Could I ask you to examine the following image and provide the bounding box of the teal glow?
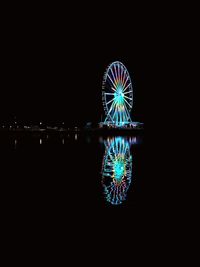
[114,158,125,182]
[114,87,124,106]
[101,137,133,205]
[102,61,133,127]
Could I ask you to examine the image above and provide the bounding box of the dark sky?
[1,8,152,126]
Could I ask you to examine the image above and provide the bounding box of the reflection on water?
[0,133,145,208]
[101,137,134,205]
[14,139,17,149]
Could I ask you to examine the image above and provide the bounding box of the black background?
[1,6,148,126]
[1,3,194,259]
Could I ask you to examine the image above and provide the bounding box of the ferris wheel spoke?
[105,92,115,95]
[122,75,129,88]
[119,65,122,83]
[123,83,131,92]
[110,68,117,86]
[117,106,121,124]
[117,139,121,153]
[123,90,132,95]
[108,151,115,163]
[124,95,132,101]
[107,74,117,90]
[121,64,124,84]
[122,70,126,84]
[119,63,122,84]
[124,98,132,109]
[112,105,118,123]
[124,99,129,114]
[120,143,125,155]
[117,63,121,83]
[122,105,128,122]
[106,101,114,115]
[110,87,116,92]
[124,145,129,155]
[107,100,116,118]
[109,142,116,155]
[122,72,127,86]
[109,151,115,162]
[122,69,126,85]
[120,65,124,83]
[113,141,118,154]
[114,64,119,84]
[106,97,115,105]
[119,142,122,154]
[112,105,117,119]
[112,86,117,92]
[120,108,123,124]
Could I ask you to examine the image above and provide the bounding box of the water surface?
[1,133,145,218]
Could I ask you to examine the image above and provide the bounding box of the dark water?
[1,132,145,228]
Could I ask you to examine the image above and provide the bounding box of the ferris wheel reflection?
[101,136,136,205]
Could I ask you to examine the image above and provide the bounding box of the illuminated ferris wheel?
[101,137,132,205]
[102,61,133,126]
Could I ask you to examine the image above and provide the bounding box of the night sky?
[1,4,192,253]
[1,8,151,126]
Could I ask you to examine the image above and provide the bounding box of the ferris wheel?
[102,61,133,126]
[101,137,132,205]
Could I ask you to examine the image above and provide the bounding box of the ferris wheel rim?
[102,61,133,124]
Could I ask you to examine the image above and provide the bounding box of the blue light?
[102,61,133,127]
[101,137,133,205]
[114,159,125,182]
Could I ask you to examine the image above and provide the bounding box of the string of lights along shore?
[1,61,143,131]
